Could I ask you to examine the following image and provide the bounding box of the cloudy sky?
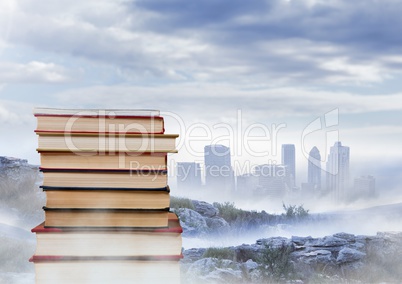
[1,0,402,189]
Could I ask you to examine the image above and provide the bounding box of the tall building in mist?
[176,162,201,190]
[308,146,321,191]
[326,141,350,201]
[354,175,375,198]
[204,145,234,192]
[236,173,258,197]
[254,164,288,198]
[281,144,296,188]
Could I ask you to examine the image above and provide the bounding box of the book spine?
[40,186,170,192]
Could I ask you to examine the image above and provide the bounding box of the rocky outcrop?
[182,231,402,283]
[174,202,230,236]
[174,208,209,237]
[0,156,44,228]
[192,200,219,217]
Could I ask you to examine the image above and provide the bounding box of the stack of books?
[30,108,182,284]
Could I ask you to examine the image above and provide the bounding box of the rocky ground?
[1,156,402,283]
[175,199,402,283]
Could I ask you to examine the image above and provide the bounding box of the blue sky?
[1,0,402,189]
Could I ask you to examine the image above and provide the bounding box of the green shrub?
[282,203,309,219]
[213,201,244,223]
[202,247,236,261]
[170,196,195,210]
[258,241,293,282]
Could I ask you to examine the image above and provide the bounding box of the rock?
[291,236,315,246]
[205,216,230,233]
[192,200,219,217]
[243,259,258,272]
[175,208,209,237]
[235,243,261,262]
[299,249,333,265]
[183,248,207,262]
[187,257,241,278]
[308,236,348,247]
[0,156,29,168]
[336,248,366,264]
[333,232,356,241]
[257,237,292,249]
[202,268,243,283]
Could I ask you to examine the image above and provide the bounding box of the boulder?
[205,216,230,233]
[192,200,219,217]
[299,249,333,265]
[308,235,348,248]
[182,248,207,263]
[175,208,209,237]
[336,248,366,264]
[186,257,241,278]
[202,268,243,283]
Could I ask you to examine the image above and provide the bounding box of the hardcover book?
[39,151,167,170]
[32,213,182,256]
[43,207,170,228]
[43,186,170,209]
[36,132,179,153]
[40,169,168,189]
[30,258,181,284]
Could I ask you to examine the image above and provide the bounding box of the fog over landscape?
[1,0,402,282]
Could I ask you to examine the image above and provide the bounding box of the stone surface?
[175,208,209,237]
[205,216,230,233]
[192,200,219,217]
[182,231,402,282]
[336,248,366,264]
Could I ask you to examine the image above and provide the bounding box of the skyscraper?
[308,146,321,191]
[326,141,350,201]
[204,144,234,192]
[176,162,201,190]
[281,144,296,188]
[254,164,288,198]
[354,175,375,198]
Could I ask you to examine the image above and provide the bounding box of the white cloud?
[0,61,71,83]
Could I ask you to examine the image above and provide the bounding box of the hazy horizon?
[1,0,402,253]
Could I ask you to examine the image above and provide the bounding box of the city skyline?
[177,141,377,201]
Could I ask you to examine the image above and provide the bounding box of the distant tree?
[282,203,309,219]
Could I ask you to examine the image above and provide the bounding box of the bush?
[258,241,294,282]
[282,203,309,219]
[170,196,195,210]
[202,247,236,261]
[213,202,243,223]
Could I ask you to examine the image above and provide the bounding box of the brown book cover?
[38,151,167,170]
[42,186,170,209]
[40,168,168,189]
[33,108,164,134]
[36,132,179,153]
[43,207,170,228]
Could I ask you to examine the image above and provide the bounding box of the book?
[43,207,170,228]
[36,132,179,153]
[34,108,164,134]
[40,169,168,189]
[32,213,182,257]
[30,258,181,284]
[38,151,167,170]
[43,187,170,209]
[33,108,161,116]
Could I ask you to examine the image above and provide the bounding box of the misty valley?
[1,156,402,283]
